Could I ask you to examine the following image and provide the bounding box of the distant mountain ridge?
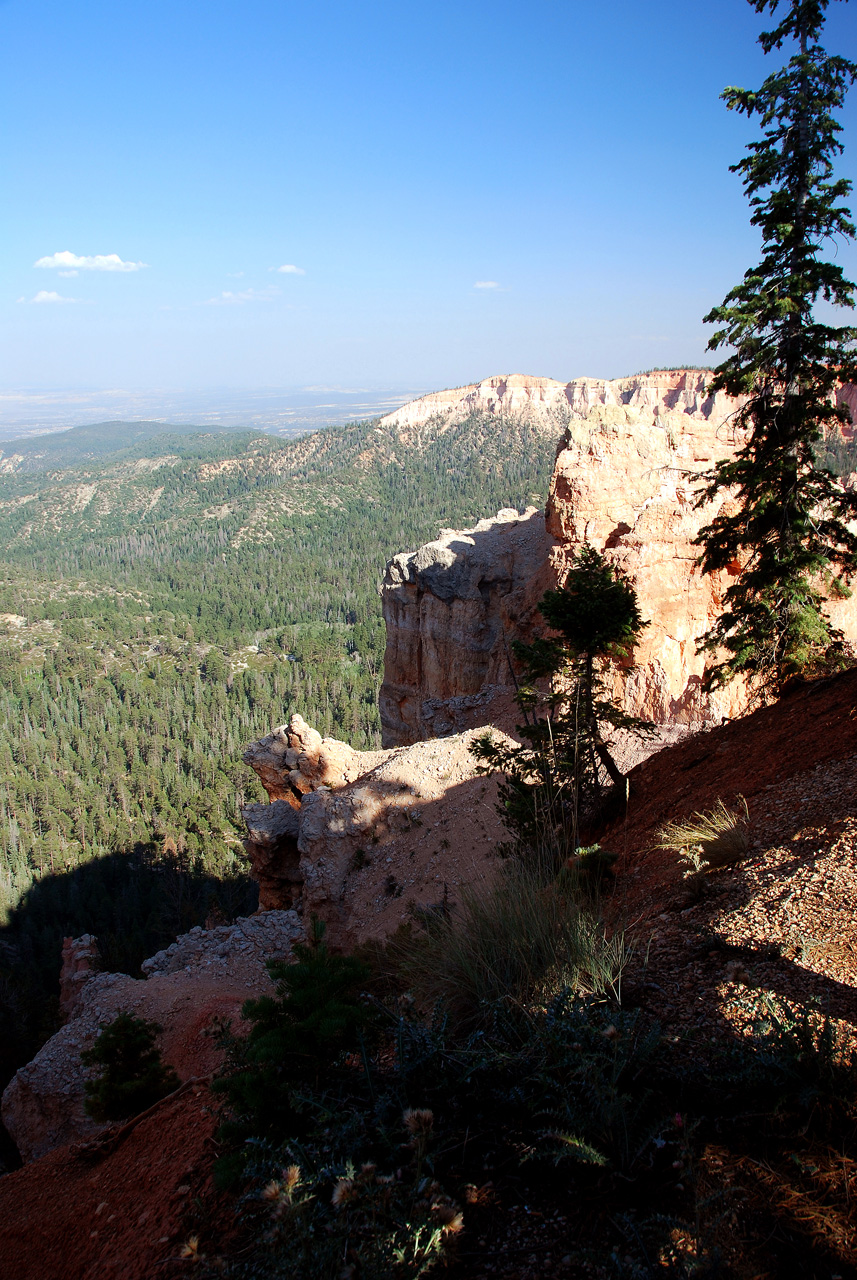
[0,397,564,701]
[0,419,260,472]
[0,397,563,557]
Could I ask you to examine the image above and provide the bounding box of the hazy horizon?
[0,385,432,442]
[0,362,721,444]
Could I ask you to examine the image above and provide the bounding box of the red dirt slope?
[0,1084,221,1280]
[601,666,857,1047]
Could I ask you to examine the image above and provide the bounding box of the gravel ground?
[601,669,857,1055]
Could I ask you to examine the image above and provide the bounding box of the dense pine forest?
[0,410,562,1086]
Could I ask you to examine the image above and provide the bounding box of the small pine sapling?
[214,917,374,1159]
[81,1012,179,1122]
[241,917,372,1074]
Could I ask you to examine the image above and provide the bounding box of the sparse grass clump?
[396,859,627,1027]
[657,796,750,874]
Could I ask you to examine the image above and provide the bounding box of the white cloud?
[203,286,280,305]
[34,250,148,272]
[270,264,305,275]
[31,290,80,304]
[474,280,500,289]
[227,271,245,278]
[58,270,79,278]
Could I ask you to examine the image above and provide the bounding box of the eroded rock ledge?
[2,911,302,1162]
[3,716,512,1164]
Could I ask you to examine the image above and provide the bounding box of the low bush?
[719,991,857,1123]
[220,1110,461,1280]
[427,991,667,1178]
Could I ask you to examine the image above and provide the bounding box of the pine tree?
[473,545,650,857]
[696,0,857,691]
[82,1012,179,1122]
[213,917,373,1156]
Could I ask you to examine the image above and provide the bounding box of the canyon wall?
[379,507,556,746]
[378,368,730,433]
[380,369,857,745]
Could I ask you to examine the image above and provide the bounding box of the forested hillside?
[0,411,561,1085]
[0,419,247,470]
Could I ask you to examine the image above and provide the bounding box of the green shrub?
[225,1111,462,1280]
[720,992,857,1122]
[213,918,375,1177]
[446,992,666,1178]
[81,1012,179,1122]
[472,544,652,855]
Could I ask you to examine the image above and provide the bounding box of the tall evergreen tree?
[696,0,857,691]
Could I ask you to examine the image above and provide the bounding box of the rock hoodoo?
[241,714,513,946]
[58,934,101,1022]
[241,713,387,910]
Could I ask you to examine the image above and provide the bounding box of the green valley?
[0,411,561,1082]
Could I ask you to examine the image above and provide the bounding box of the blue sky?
[2,0,855,399]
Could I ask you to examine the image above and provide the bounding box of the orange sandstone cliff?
[379,369,857,745]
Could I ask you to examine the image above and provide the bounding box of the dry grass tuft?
[395,858,627,1027]
[657,796,750,873]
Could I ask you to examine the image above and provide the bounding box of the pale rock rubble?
[139,910,302,976]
